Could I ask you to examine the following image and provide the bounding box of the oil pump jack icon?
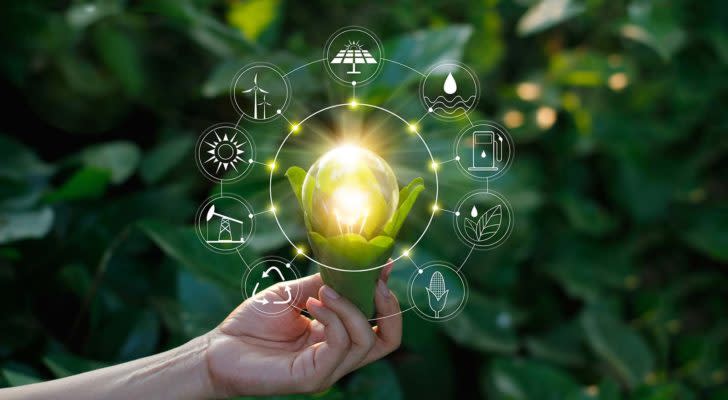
[205,204,246,244]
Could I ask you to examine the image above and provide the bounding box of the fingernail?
[307,298,321,312]
[377,279,391,298]
[322,285,340,299]
[383,264,393,280]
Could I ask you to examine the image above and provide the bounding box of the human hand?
[204,263,401,397]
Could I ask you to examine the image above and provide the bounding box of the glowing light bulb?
[302,145,399,239]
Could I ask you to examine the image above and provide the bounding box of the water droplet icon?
[470,205,478,218]
[443,73,457,95]
[481,150,487,158]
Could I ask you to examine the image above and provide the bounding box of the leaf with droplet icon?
[464,218,478,240]
[474,204,502,241]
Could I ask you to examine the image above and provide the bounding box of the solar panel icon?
[330,40,377,74]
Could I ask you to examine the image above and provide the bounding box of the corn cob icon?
[426,271,448,318]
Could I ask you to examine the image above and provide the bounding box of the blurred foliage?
[0,0,727,399]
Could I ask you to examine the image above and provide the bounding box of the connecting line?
[352,82,356,98]
[438,156,459,165]
[283,58,326,77]
[456,244,476,272]
[405,255,420,271]
[278,111,293,126]
[382,58,426,77]
[370,305,416,321]
[414,110,431,126]
[236,249,251,270]
[286,249,304,266]
[485,178,489,193]
[249,160,269,167]
[220,181,224,196]
[439,207,459,216]
[465,113,475,127]
[250,208,274,218]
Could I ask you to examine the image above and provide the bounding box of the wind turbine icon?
[242,73,269,120]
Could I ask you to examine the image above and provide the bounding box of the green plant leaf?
[0,207,53,244]
[517,0,585,37]
[678,204,728,262]
[484,358,581,400]
[140,135,194,184]
[2,367,42,387]
[80,141,141,184]
[347,360,403,400]
[0,136,53,180]
[442,292,519,354]
[44,167,110,203]
[93,24,145,97]
[581,310,655,389]
[43,352,107,378]
[138,220,241,291]
[382,177,424,238]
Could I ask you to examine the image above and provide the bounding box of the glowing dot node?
[408,123,418,133]
[428,107,433,112]
[248,158,254,163]
[455,156,460,161]
[285,263,291,268]
[296,248,303,255]
[276,109,281,114]
[351,81,357,86]
[432,204,439,212]
[455,211,461,216]
[403,250,410,257]
[270,205,277,213]
[418,269,423,274]
[248,213,253,219]
[291,124,300,132]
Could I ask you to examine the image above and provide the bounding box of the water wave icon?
[424,95,476,114]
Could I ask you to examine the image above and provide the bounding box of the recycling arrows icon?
[252,264,292,305]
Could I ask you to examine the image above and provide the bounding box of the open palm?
[204,265,400,397]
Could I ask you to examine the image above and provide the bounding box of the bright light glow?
[291,124,300,132]
[608,72,629,91]
[503,109,524,128]
[517,82,541,101]
[408,123,418,133]
[536,106,557,130]
[432,204,439,212]
[332,186,369,234]
[268,161,277,170]
[270,204,277,213]
[296,246,304,255]
[349,98,358,108]
[403,249,410,257]
[430,161,439,171]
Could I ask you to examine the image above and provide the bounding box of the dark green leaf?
[0,207,53,244]
[581,310,655,389]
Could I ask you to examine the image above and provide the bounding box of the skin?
[0,264,401,399]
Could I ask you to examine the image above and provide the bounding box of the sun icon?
[204,130,247,174]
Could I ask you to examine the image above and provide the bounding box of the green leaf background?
[0,0,727,398]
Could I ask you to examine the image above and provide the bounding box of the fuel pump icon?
[468,131,502,172]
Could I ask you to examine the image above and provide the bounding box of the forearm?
[1,334,214,400]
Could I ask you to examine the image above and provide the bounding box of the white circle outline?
[407,261,469,322]
[195,123,256,183]
[453,189,514,250]
[194,193,256,254]
[419,61,480,121]
[453,120,514,181]
[323,26,384,87]
[241,256,301,316]
[230,62,290,123]
[269,102,439,272]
